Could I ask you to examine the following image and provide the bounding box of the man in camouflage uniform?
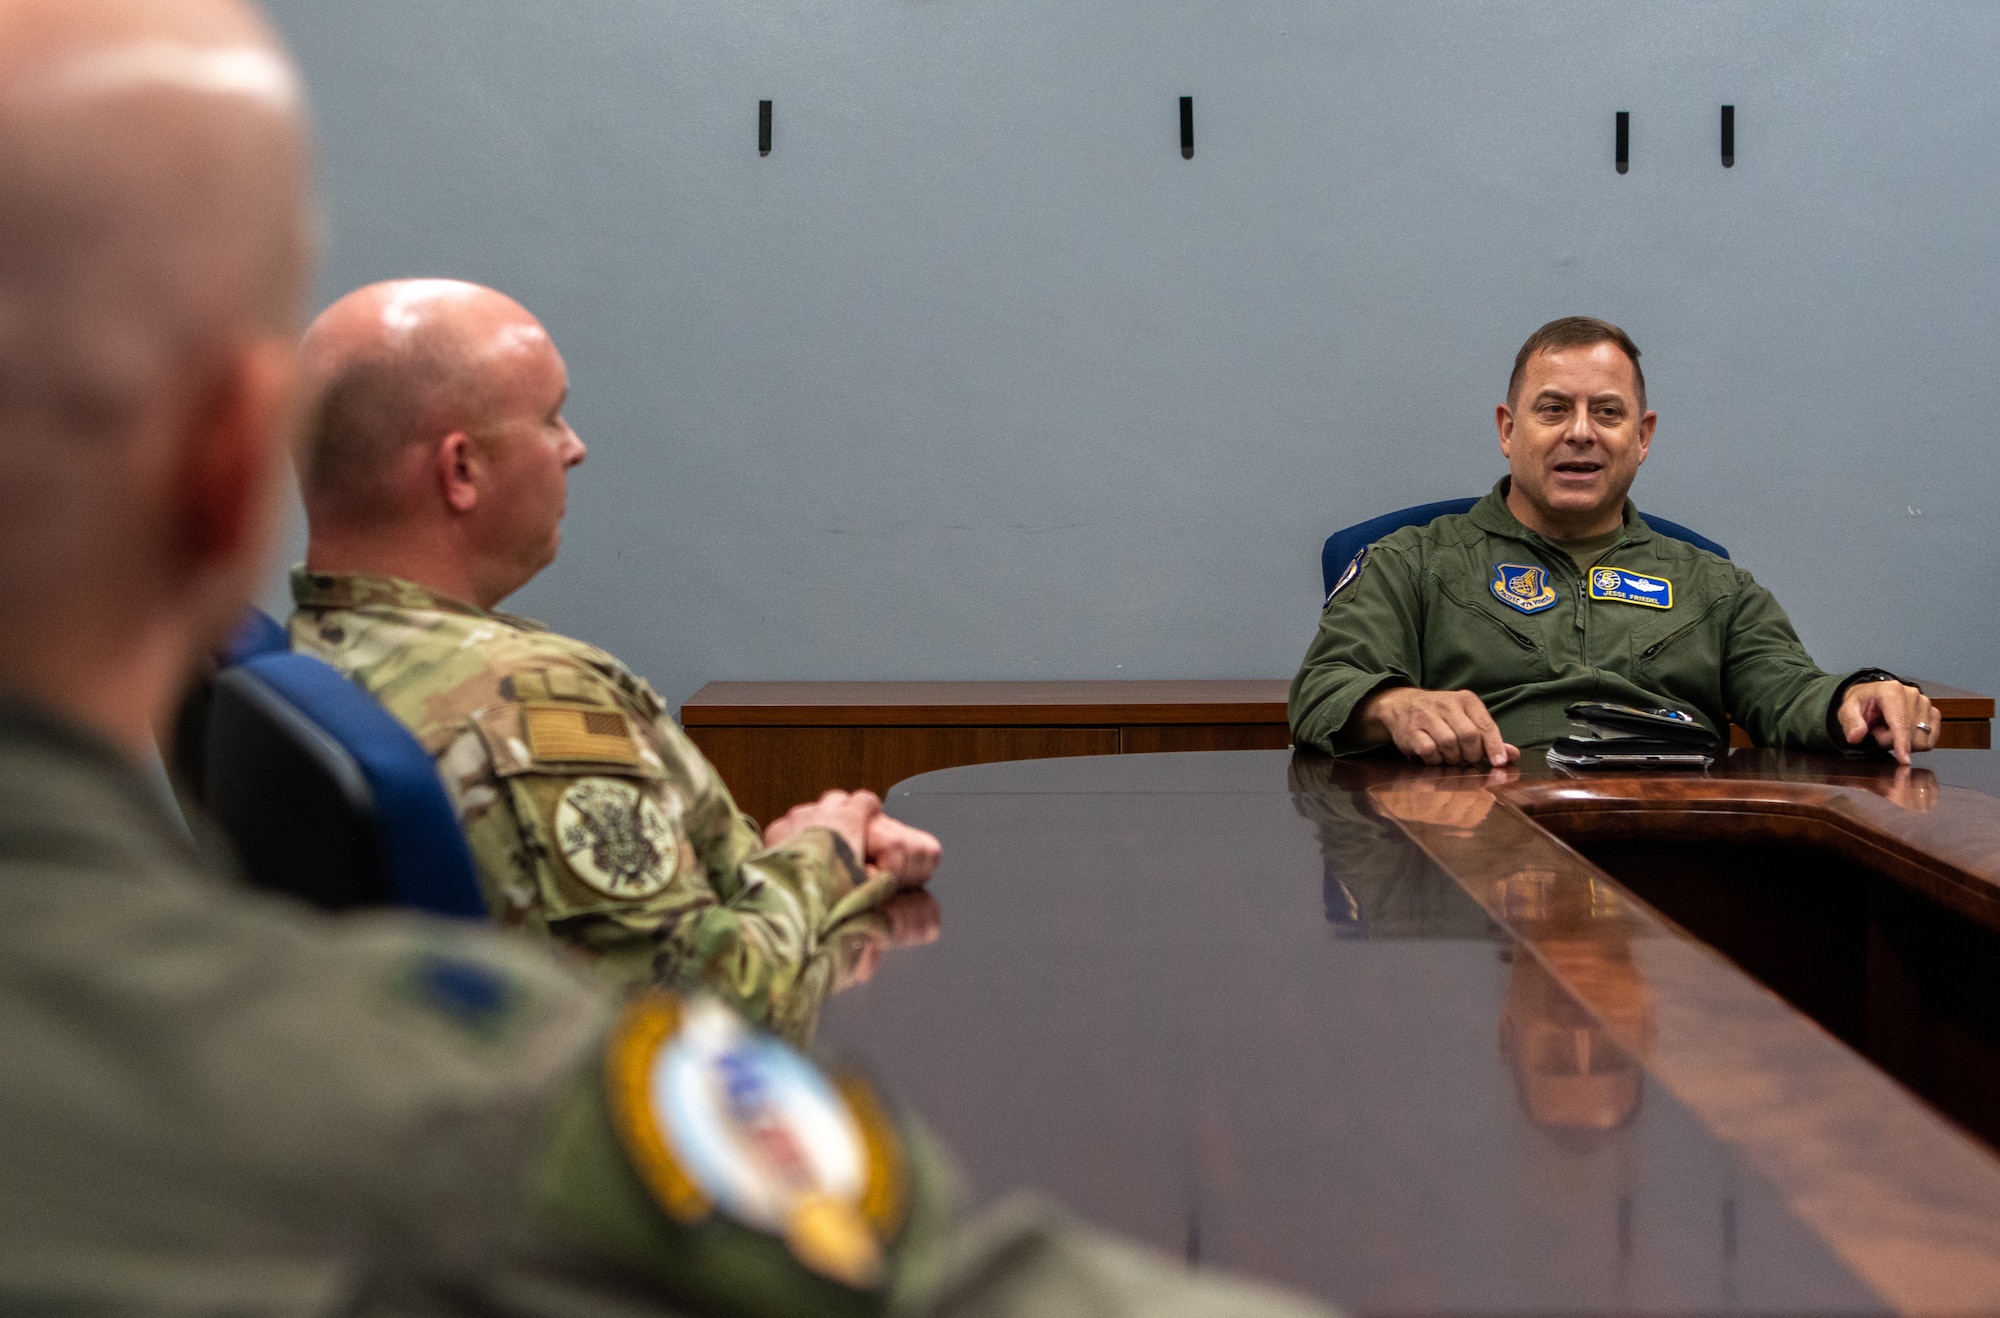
[0,3,1335,1314]
[1290,316,1939,768]
[287,279,941,1036]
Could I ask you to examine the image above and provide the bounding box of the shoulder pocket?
[472,701,662,779]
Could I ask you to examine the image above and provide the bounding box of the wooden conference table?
[815,746,2000,1315]
[682,679,1994,827]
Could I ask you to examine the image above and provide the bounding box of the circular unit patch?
[555,776,677,899]
[607,995,907,1290]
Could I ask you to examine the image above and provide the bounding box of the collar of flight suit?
[289,567,490,616]
[289,569,552,636]
[0,690,205,871]
[1463,477,1655,562]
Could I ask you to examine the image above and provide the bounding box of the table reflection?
[804,748,1991,1312]
[782,889,942,1044]
[1289,755,1659,1138]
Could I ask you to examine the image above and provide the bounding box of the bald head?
[300,280,585,608]
[0,0,312,751]
[0,0,306,440]
[299,280,552,518]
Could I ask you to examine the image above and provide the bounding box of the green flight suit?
[1290,481,1868,755]
[0,693,1334,1318]
[288,570,894,1042]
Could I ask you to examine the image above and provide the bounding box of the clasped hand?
[761,789,943,886]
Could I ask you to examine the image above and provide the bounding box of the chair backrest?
[1320,499,1730,597]
[200,649,487,919]
[223,607,291,665]
[171,608,293,815]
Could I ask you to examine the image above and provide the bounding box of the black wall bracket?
[1180,96,1194,159]
[1721,104,1735,167]
[758,99,772,156]
[1615,110,1629,174]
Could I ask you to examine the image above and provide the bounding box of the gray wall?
[262,1,2000,712]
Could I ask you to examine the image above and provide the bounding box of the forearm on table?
[1290,667,1410,754]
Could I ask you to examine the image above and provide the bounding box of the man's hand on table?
[761,789,942,886]
[1838,680,1939,765]
[1358,686,1520,767]
[863,813,942,886]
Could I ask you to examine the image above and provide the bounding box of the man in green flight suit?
[1290,316,1938,768]
[0,2,1333,1314]
[285,279,942,1037]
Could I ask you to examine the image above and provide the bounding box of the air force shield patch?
[1490,562,1558,614]
[1589,567,1674,609]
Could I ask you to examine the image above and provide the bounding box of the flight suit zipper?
[1436,577,1539,651]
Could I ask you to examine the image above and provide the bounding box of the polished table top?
[818,748,2000,1315]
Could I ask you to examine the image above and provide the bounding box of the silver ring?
[1917,721,1933,733]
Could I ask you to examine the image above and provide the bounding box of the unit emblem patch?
[1326,546,1370,606]
[556,777,677,899]
[1589,567,1674,609]
[1490,562,1559,614]
[605,994,909,1290]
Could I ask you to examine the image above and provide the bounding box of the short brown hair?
[1507,316,1645,409]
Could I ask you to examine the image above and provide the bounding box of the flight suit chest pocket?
[1428,578,1554,690]
[1630,595,1729,706]
[471,699,694,920]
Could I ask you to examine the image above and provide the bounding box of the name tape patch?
[1490,562,1558,614]
[1589,567,1674,609]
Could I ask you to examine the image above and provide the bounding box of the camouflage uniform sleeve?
[643,712,898,1042]
[1288,543,1425,755]
[1717,571,1849,751]
[452,666,895,1040]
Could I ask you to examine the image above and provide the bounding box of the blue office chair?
[1320,498,1729,598]
[223,606,291,664]
[179,608,487,918]
[169,607,292,817]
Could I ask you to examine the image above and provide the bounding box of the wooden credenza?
[679,678,1992,827]
[680,680,1292,825]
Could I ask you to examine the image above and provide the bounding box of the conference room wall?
[261,1,2000,712]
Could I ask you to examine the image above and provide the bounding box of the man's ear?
[174,336,296,569]
[1635,409,1657,465]
[1495,402,1516,459]
[438,431,479,513]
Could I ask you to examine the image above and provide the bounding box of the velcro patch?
[393,952,519,1042]
[1589,566,1673,609]
[1490,562,1559,614]
[525,703,640,765]
[556,777,678,899]
[605,994,910,1290]
[1326,546,1369,607]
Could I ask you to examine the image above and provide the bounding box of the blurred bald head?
[0,0,305,440]
[0,0,310,751]
[300,280,585,609]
